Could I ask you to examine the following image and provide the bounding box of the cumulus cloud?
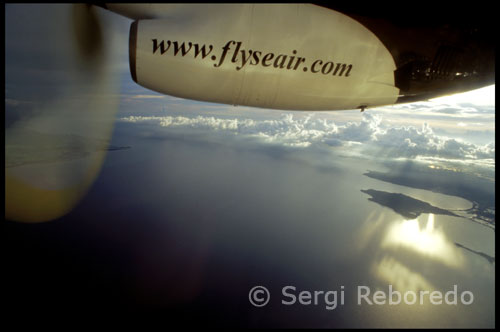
[120,112,495,163]
[374,123,494,160]
[121,114,339,148]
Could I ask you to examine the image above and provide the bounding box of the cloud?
[121,114,335,148]
[374,123,495,160]
[120,112,495,166]
[372,91,495,136]
[130,95,167,99]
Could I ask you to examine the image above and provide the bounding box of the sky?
[113,82,495,189]
[4,4,496,328]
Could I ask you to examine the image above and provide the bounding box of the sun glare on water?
[381,214,463,268]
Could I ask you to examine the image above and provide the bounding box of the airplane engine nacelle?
[129,4,400,111]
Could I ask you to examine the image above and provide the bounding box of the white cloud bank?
[120,112,494,164]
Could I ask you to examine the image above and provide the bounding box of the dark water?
[3,122,495,328]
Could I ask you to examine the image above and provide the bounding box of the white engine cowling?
[129,4,399,111]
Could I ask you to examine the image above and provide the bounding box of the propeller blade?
[5,4,126,222]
